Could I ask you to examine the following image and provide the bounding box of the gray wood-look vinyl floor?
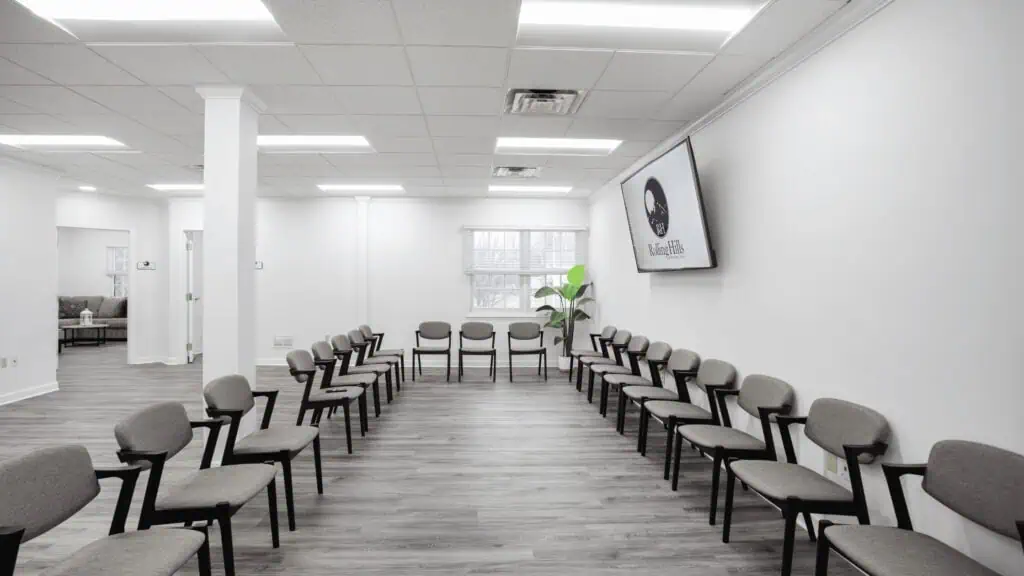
[1,344,856,575]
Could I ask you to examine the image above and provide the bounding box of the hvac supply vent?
[492,166,542,179]
[273,336,294,348]
[505,89,585,115]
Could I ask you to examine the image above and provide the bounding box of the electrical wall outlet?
[825,453,838,474]
[9,357,16,367]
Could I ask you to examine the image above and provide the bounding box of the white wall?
[56,193,169,364]
[588,1,1023,573]
[57,227,129,298]
[0,161,58,404]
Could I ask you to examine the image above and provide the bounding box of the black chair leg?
[781,509,798,576]
[804,511,817,541]
[281,457,296,532]
[492,353,497,382]
[385,371,393,403]
[637,408,648,454]
[372,380,381,417]
[458,351,463,382]
[814,520,833,576]
[395,363,401,391]
[616,390,626,433]
[267,479,280,548]
[568,356,574,382]
[599,379,609,416]
[217,505,236,576]
[343,401,353,454]
[709,449,722,524]
[313,434,323,494]
[543,352,547,380]
[663,417,676,479]
[296,406,306,426]
[671,431,684,490]
[587,371,595,403]
[194,525,212,576]
[508,354,514,382]
[576,359,583,390]
[722,465,736,543]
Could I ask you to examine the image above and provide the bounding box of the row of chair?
[570,325,1024,576]
[411,320,550,383]
[0,324,406,576]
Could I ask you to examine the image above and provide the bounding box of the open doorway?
[56,227,130,365]
[185,230,204,364]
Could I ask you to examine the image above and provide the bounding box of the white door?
[185,231,204,363]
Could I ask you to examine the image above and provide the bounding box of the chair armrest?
[116,449,169,465]
[190,418,225,431]
[845,442,888,458]
[253,390,279,429]
[882,463,927,530]
[313,359,333,370]
[771,415,807,464]
[290,368,316,377]
[95,464,143,535]
[772,415,808,426]
[712,388,741,428]
[0,525,25,574]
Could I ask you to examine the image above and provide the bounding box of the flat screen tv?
[620,138,716,272]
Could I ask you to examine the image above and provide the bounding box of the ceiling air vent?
[505,89,585,116]
[492,166,542,179]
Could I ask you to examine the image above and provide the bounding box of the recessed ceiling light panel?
[147,184,204,192]
[0,135,126,149]
[495,137,621,156]
[489,185,572,194]
[257,135,374,154]
[78,185,97,191]
[317,184,405,193]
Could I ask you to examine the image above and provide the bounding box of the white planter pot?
[557,356,572,371]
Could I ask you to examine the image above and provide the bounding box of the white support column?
[196,86,263,404]
[355,196,370,325]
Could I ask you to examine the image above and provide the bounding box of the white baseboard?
[0,381,59,406]
[257,357,288,367]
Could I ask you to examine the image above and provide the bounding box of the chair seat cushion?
[345,365,388,377]
[334,372,378,385]
[157,464,275,510]
[580,356,617,367]
[571,349,604,359]
[510,347,545,354]
[591,364,632,376]
[309,386,364,403]
[825,525,1000,576]
[644,400,713,422]
[362,356,398,365]
[233,426,318,456]
[415,346,449,353]
[679,425,766,452]
[731,461,853,502]
[604,374,651,386]
[623,386,676,401]
[461,347,496,354]
[375,349,404,357]
[42,528,205,576]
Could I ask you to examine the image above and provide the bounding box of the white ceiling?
[0,0,846,199]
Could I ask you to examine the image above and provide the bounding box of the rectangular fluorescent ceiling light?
[257,135,373,153]
[489,185,572,194]
[317,184,405,192]
[147,184,203,191]
[519,2,758,32]
[0,135,126,149]
[496,137,620,156]
[13,0,275,21]
[78,185,97,192]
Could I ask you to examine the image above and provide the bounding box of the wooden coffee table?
[62,324,109,347]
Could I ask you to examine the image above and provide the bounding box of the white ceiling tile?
[0,86,112,115]
[506,48,614,89]
[576,90,673,119]
[492,153,549,167]
[263,0,402,44]
[615,141,659,157]
[432,137,496,155]
[158,87,206,114]
[350,115,430,138]
[543,155,620,170]
[0,96,36,114]
[595,51,712,92]
[252,86,343,114]
[0,114,74,132]
[724,0,844,57]
[367,137,434,153]
[300,45,413,86]
[0,57,52,85]
[655,88,724,122]
[426,115,500,137]
[334,87,421,114]
[391,0,519,47]
[275,114,356,134]
[133,111,204,137]
[436,153,493,167]
[72,86,191,116]
[682,55,765,95]
[498,115,572,137]
[631,120,686,142]
[89,46,229,85]
[0,45,142,85]
[566,118,684,141]
[0,1,78,43]
[325,153,436,169]
[441,165,492,178]
[198,46,322,84]
[259,115,293,134]
[418,87,503,115]
[406,47,508,87]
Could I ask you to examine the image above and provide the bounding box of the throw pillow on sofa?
[97,297,121,318]
[58,297,85,319]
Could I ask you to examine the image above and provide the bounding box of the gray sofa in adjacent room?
[58,296,128,341]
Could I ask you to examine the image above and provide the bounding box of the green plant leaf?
[576,283,589,299]
[533,286,558,299]
[535,304,557,313]
[576,296,595,307]
[561,283,579,301]
[554,336,564,346]
[567,264,585,286]
[548,310,566,324]
[572,309,591,321]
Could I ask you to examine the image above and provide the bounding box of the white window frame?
[464,226,587,317]
[106,246,128,298]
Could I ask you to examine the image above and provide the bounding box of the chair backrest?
[419,321,450,340]
[203,374,256,416]
[805,398,889,463]
[600,325,617,339]
[694,359,736,390]
[286,349,316,382]
[509,322,541,340]
[667,348,700,373]
[625,335,649,354]
[610,329,631,346]
[114,402,194,462]
[311,340,335,362]
[348,329,367,346]
[645,342,672,363]
[0,445,99,542]
[359,325,373,339]
[331,334,352,353]
[737,374,794,418]
[462,321,494,340]
[923,440,1024,540]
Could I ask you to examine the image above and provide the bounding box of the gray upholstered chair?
[287,349,366,454]
[324,337,388,415]
[204,374,322,533]
[568,325,617,382]
[459,321,496,382]
[312,341,371,435]
[816,440,1024,576]
[0,445,209,576]
[724,398,889,576]
[348,329,401,394]
[675,374,795,526]
[359,324,406,382]
[576,329,631,392]
[507,322,547,382]
[590,335,650,416]
[414,321,452,381]
[114,402,278,576]
[640,359,737,479]
[613,343,683,435]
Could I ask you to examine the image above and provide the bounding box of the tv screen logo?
[644,177,669,238]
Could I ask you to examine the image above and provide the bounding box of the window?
[465,228,585,313]
[106,246,128,298]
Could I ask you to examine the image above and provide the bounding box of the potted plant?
[534,264,593,371]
